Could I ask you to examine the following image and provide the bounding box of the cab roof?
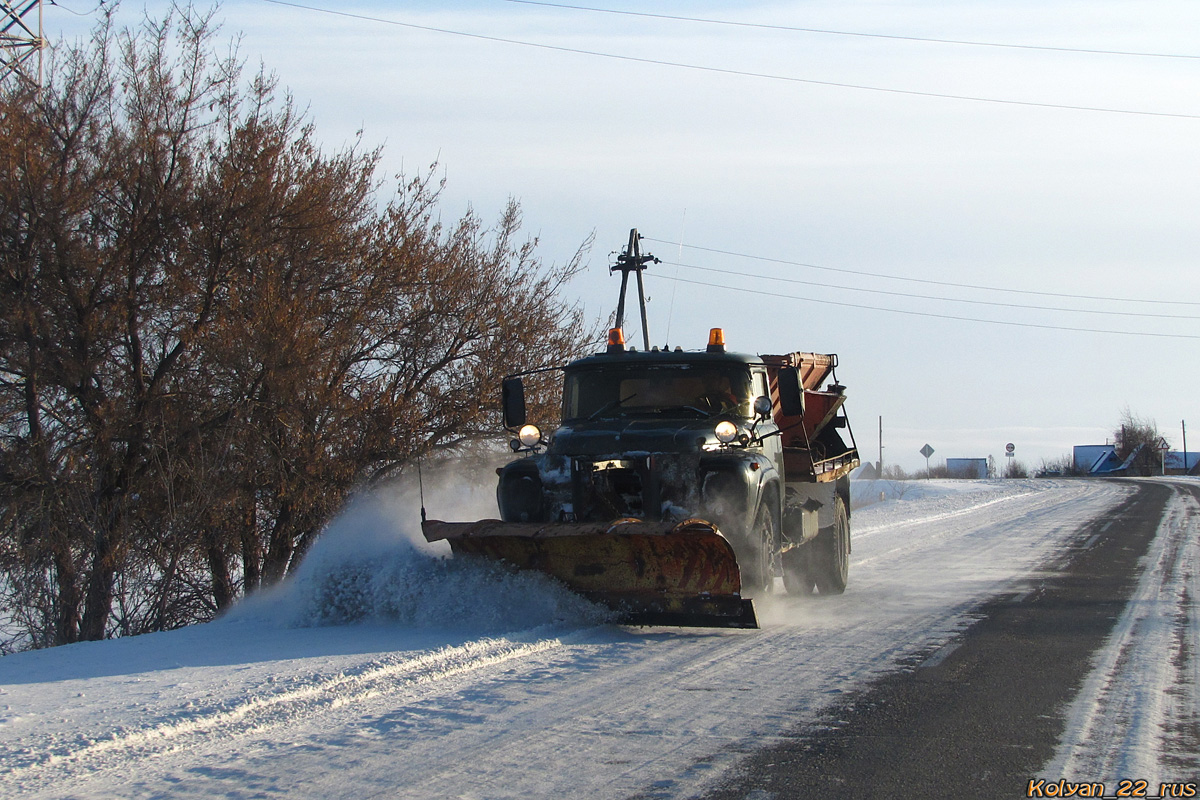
[565,348,765,371]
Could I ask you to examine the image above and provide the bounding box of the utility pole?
[611,229,659,351]
[1184,420,1189,476]
[877,415,883,477]
[1,0,43,87]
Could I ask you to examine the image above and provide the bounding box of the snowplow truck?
[422,232,859,628]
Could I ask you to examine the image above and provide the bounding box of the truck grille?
[569,454,701,523]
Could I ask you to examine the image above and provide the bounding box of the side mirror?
[753,395,772,420]
[502,377,526,429]
[777,367,805,419]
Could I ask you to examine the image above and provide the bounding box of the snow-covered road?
[1,478,1195,799]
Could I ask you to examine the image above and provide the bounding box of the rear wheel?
[813,496,849,595]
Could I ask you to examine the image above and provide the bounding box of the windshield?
[563,364,753,421]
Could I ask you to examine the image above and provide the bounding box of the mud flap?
[422,518,758,629]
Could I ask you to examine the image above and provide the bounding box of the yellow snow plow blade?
[422,518,757,629]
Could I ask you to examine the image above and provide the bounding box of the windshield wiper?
[588,392,638,421]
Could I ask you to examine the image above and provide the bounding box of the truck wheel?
[813,496,849,595]
[781,547,815,596]
[742,505,779,597]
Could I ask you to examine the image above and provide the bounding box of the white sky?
[40,0,1200,470]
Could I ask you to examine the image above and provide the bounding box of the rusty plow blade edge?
[422,518,758,629]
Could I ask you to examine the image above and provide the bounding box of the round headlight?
[518,424,543,448]
[714,420,739,444]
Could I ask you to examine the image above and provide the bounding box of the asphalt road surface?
[703,479,1192,800]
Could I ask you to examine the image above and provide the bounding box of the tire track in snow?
[852,481,1047,537]
[851,480,1122,574]
[2,634,566,793]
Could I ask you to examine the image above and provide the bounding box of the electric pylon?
[1,0,43,87]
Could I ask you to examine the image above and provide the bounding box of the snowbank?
[231,489,611,632]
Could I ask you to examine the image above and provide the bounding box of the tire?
[742,504,779,597]
[781,546,815,596]
[813,496,849,595]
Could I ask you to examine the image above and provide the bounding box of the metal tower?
[1,0,43,86]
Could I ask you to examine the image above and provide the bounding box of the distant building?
[1073,444,1126,475]
[853,462,879,480]
[1071,443,1176,476]
[1164,451,1200,476]
[946,458,988,479]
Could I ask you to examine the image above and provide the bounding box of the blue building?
[946,458,989,479]
[1165,451,1200,475]
[1073,444,1129,475]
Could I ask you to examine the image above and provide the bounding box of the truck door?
[753,368,783,473]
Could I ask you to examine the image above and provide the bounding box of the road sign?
[920,444,934,459]
[1158,437,1170,451]
[1005,442,1015,454]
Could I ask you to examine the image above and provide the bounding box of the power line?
[660,259,1200,320]
[46,0,108,17]
[650,273,1200,341]
[258,0,1200,121]
[643,238,1200,308]
[504,0,1200,62]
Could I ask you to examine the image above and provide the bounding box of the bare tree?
[1036,455,1075,477]
[1113,407,1161,476]
[0,6,593,649]
[1003,459,1028,479]
[0,9,213,644]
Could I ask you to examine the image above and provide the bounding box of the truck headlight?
[518,424,543,448]
[714,420,738,444]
